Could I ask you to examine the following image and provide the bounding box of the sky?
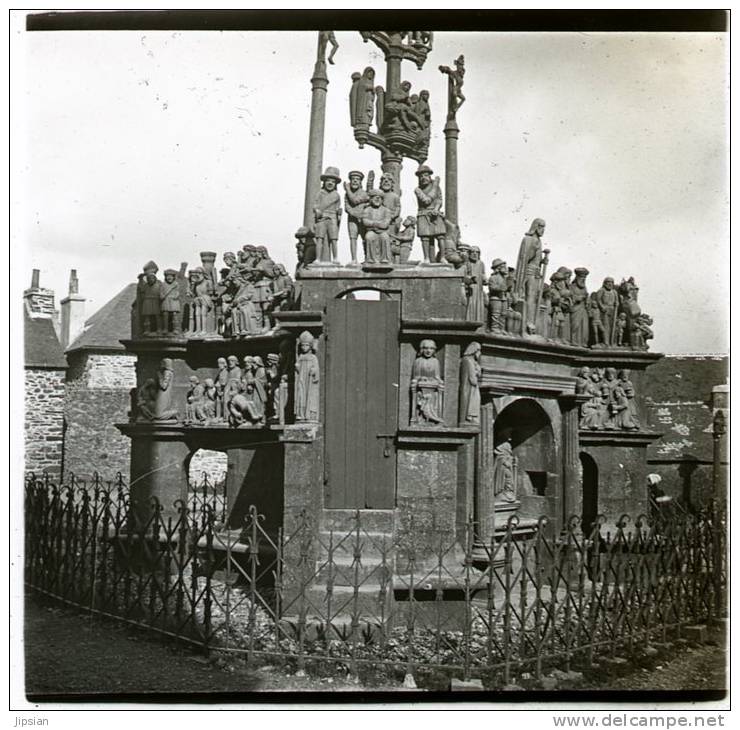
[16,29,728,353]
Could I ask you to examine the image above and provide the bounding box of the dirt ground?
[22,594,727,702]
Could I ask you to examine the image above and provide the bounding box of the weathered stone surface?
[24,368,66,477]
[450,677,483,691]
[683,624,708,643]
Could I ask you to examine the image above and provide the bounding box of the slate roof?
[66,283,136,353]
[644,355,728,464]
[24,307,67,369]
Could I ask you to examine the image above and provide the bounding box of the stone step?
[314,555,395,586]
[321,509,395,534]
[289,583,393,618]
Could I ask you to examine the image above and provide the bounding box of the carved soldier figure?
[411,339,445,425]
[414,166,446,263]
[492,441,516,503]
[313,167,342,263]
[137,261,162,335]
[439,54,466,119]
[390,216,417,264]
[487,258,508,332]
[514,219,546,334]
[344,170,369,264]
[295,331,320,422]
[459,342,482,425]
[463,246,487,323]
[158,268,182,335]
[379,173,402,233]
[568,268,589,346]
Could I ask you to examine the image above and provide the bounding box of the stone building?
[23,271,67,476]
[63,283,138,480]
[644,354,729,508]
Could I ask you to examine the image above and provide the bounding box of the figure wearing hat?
[313,167,342,263]
[137,261,162,336]
[487,258,508,333]
[569,267,590,346]
[343,170,369,264]
[414,165,446,262]
[159,267,183,335]
[361,189,393,264]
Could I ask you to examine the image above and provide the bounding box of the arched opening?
[493,399,555,508]
[187,448,228,489]
[337,288,385,301]
[580,452,599,533]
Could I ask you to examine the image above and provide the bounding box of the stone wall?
[188,449,228,486]
[25,368,66,476]
[64,352,136,480]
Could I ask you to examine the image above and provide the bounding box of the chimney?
[60,269,86,350]
[24,269,58,318]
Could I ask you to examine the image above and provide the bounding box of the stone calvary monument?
[117,31,662,592]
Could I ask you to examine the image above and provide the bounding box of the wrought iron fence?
[24,472,727,687]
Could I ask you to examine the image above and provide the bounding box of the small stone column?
[302,36,329,228]
[443,117,460,226]
[561,399,582,527]
[477,401,495,538]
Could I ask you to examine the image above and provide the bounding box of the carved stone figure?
[615,312,628,347]
[492,441,516,503]
[544,271,565,341]
[266,353,286,423]
[588,292,606,347]
[379,173,402,233]
[383,80,425,136]
[294,226,316,272]
[411,339,444,425]
[349,67,376,128]
[159,268,182,335]
[248,355,268,421]
[185,375,203,423]
[610,383,639,430]
[295,331,320,422]
[459,342,482,425]
[414,166,446,262]
[313,167,342,263]
[231,274,262,336]
[575,366,591,395]
[463,247,487,323]
[188,267,214,334]
[579,369,607,430]
[487,258,508,332]
[223,355,243,414]
[344,171,369,264]
[390,216,416,264]
[618,369,640,428]
[439,54,466,120]
[215,356,229,421]
[514,219,546,334]
[361,189,392,264]
[594,277,619,347]
[270,264,294,313]
[137,358,178,422]
[569,268,590,346]
[632,313,654,350]
[505,267,523,335]
[137,261,162,336]
[318,30,339,65]
[201,378,217,421]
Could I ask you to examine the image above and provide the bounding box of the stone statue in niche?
[390,216,417,264]
[266,353,288,424]
[159,268,183,335]
[458,342,481,425]
[439,54,466,120]
[379,173,402,234]
[593,277,619,347]
[187,267,215,334]
[295,331,320,422]
[514,219,546,335]
[463,247,487,323]
[414,166,446,263]
[361,189,392,264]
[136,358,178,422]
[487,258,508,333]
[313,167,342,263]
[410,339,445,425]
[137,261,162,336]
[344,170,369,265]
[569,268,590,346]
[349,67,376,129]
[492,441,517,503]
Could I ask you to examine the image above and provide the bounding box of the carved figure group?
[578,366,640,431]
[411,339,444,425]
[134,245,294,340]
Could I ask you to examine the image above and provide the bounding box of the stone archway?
[186,448,228,489]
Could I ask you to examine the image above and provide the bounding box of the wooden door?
[325,298,399,508]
